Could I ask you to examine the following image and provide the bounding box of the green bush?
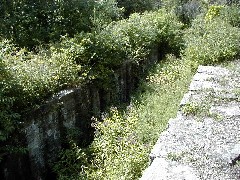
[0,8,183,144]
[88,108,148,180]
[117,0,155,17]
[62,10,183,81]
[53,55,193,180]
[1,6,184,178]
[53,141,90,180]
[0,58,19,143]
[219,5,240,27]
[54,108,148,180]
[2,47,81,107]
[0,40,19,143]
[183,15,240,68]
[0,39,82,147]
[0,0,122,49]
[205,5,224,21]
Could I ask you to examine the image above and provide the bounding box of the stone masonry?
[140,60,240,180]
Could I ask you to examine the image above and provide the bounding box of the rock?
[210,104,240,117]
[141,60,240,180]
[140,158,200,180]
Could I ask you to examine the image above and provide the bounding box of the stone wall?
[1,47,160,180]
[140,62,240,180]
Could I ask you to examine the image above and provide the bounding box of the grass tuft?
[54,55,194,179]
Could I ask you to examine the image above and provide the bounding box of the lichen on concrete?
[141,60,240,180]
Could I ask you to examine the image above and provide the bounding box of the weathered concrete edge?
[140,64,240,180]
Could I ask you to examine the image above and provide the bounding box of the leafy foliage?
[135,55,192,144]
[205,5,224,21]
[0,39,82,152]
[219,4,240,27]
[0,7,183,166]
[53,55,193,179]
[0,58,18,142]
[117,0,155,17]
[183,14,240,68]
[62,10,183,81]
[89,108,148,180]
[53,108,149,180]
[1,44,81,107]
[0,0,122,49]
[1,1,240,179]
[53,141,89,180]
[161,0,240,25]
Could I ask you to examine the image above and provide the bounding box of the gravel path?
[140,60,240,180]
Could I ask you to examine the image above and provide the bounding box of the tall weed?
[54,55,193,179]
[183,15,240,68]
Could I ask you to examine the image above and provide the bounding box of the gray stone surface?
[141,158,200,180]
[141,60,240,180]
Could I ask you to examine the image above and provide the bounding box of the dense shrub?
[183,14,240,68]
[2,47,81,107]
[52,141,90,180]
[0,0,122,49]
[219,5,240,27]
[54,108,149,180]
[94,10,183,64]
[53,55,193,180]
[0,5,184,103]
[0,58,18,143]
[0,8,183,132]
[161,0,207,24]
[116,0,155,17]
[0,39,82,148]
[89,108,148,180]
[62,10,183,81]
[0,9,183,163]
[205,5,224,20]
[0,38,84,162]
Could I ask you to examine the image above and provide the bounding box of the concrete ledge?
[141,61,240,180]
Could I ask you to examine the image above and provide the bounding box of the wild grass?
[91,54,194,179]
[54,55,194,179]
[134,55,193,145]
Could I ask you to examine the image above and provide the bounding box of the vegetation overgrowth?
[0,7,183,148]
[183,13,240,69]
[0,0,123,49]
[1,0,240,179]
[53,54,193,179]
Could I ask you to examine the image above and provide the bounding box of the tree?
[0,0,122,49]
[117,0,155,17]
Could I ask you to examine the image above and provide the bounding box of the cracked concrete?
[140,60,240,180]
